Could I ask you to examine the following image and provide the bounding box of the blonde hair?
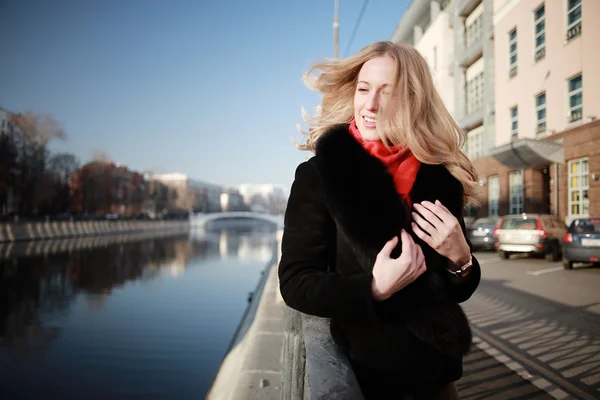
[297,40,480,206]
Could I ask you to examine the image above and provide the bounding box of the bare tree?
[12,112,67,216]
[91,150,112,163]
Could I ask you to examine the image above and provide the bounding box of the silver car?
[494,214,567,261]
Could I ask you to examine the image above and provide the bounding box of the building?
[483,0,599,224]
[220,191,247,212]
[238,183,288,215]
[391,0,496,206]
[392,0,599,223]
[151,173,223,213]
[391,0,456,114]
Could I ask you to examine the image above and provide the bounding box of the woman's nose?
[366,93,379,111]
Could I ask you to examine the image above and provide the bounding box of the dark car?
[467,217,498,251]
[563,217,600,269]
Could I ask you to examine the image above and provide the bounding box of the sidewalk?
[208,260,556,399]
[459,338,554,400]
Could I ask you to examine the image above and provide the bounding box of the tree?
[38,153,80,215]
[0,123,19,215]
[12,112,67,216]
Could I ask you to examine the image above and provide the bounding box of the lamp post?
[333,0,339,58]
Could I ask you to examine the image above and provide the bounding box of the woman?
[278,41,481,399]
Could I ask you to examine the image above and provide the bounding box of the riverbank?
[0,227,191,260]
[0,220,190,243]
[207,230,285,400]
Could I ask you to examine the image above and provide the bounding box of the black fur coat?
[278,124,481,384]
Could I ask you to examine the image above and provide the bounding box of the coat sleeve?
[278,161,379,320]
[441,197,481,304]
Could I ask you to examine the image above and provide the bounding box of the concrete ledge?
[0,227,190,259]
[208,227,363,400]
[0,220,190,243]
[283,309,365,400]
[301,314,364,399]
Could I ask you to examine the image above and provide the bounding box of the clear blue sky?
[0,0,410,188]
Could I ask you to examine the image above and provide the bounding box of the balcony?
[457,0,482,17]
[459,107,484,131]
[459,15,484,68]
[459,37,483,68]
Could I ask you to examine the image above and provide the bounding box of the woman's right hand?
[371,229,426,301]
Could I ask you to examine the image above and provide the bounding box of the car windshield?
[571,218,600,234]
[501,218,539,230]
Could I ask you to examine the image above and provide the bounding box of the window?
[568,158,589,217]
[568,74,582,123]
[509,28,517,78]
[466,72,484,115]
[534,4,545,61]
[567,0,582,41]
[535,92,546,135]
[488,176,500,217]
[509,170,524,214]
[433,46,437,71]
[465,14,484,48]
[510,106,518,139]
[466,127,484,161]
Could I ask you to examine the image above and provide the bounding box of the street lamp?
[333,0,339,58]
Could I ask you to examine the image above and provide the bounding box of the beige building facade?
[480,0,600,224]
[392,0,599,223]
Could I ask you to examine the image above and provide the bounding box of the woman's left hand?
[410,200,471,267]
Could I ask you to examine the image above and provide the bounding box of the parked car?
[494,214,566,261]
[467,217,498,251]
[562,217,600,269]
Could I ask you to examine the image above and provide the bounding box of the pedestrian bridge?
[190,211,284,229]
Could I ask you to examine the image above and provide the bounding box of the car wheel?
[546,242,560,262]
[500,251,510,259]
[563,259,573,270]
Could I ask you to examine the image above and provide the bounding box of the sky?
[0,0,411,189]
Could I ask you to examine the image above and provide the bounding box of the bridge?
[190,211,284,229]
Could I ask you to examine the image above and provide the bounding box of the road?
[457,251,600,400]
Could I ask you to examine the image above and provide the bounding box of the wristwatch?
[447,254,473,279]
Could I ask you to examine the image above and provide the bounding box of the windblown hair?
[297,41,480,206]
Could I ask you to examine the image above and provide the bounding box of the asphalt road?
[457,251,600,400]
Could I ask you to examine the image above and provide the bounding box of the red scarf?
[349,119,421,207]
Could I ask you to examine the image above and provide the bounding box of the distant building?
[238,183,288,215]
[220,191,247,212]
[151,173,223,213]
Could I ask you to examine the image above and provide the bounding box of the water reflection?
[0,223,277,398]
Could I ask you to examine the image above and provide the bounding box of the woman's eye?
[358,88,368,93]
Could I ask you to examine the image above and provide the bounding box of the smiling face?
[353,56,397,140]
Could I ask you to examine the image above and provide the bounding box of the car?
[562,217,600,269]
[493,214,566,261]
[467,217,498,251]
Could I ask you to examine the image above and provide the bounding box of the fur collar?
[312,123,463,272]
[311,124,472,358]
